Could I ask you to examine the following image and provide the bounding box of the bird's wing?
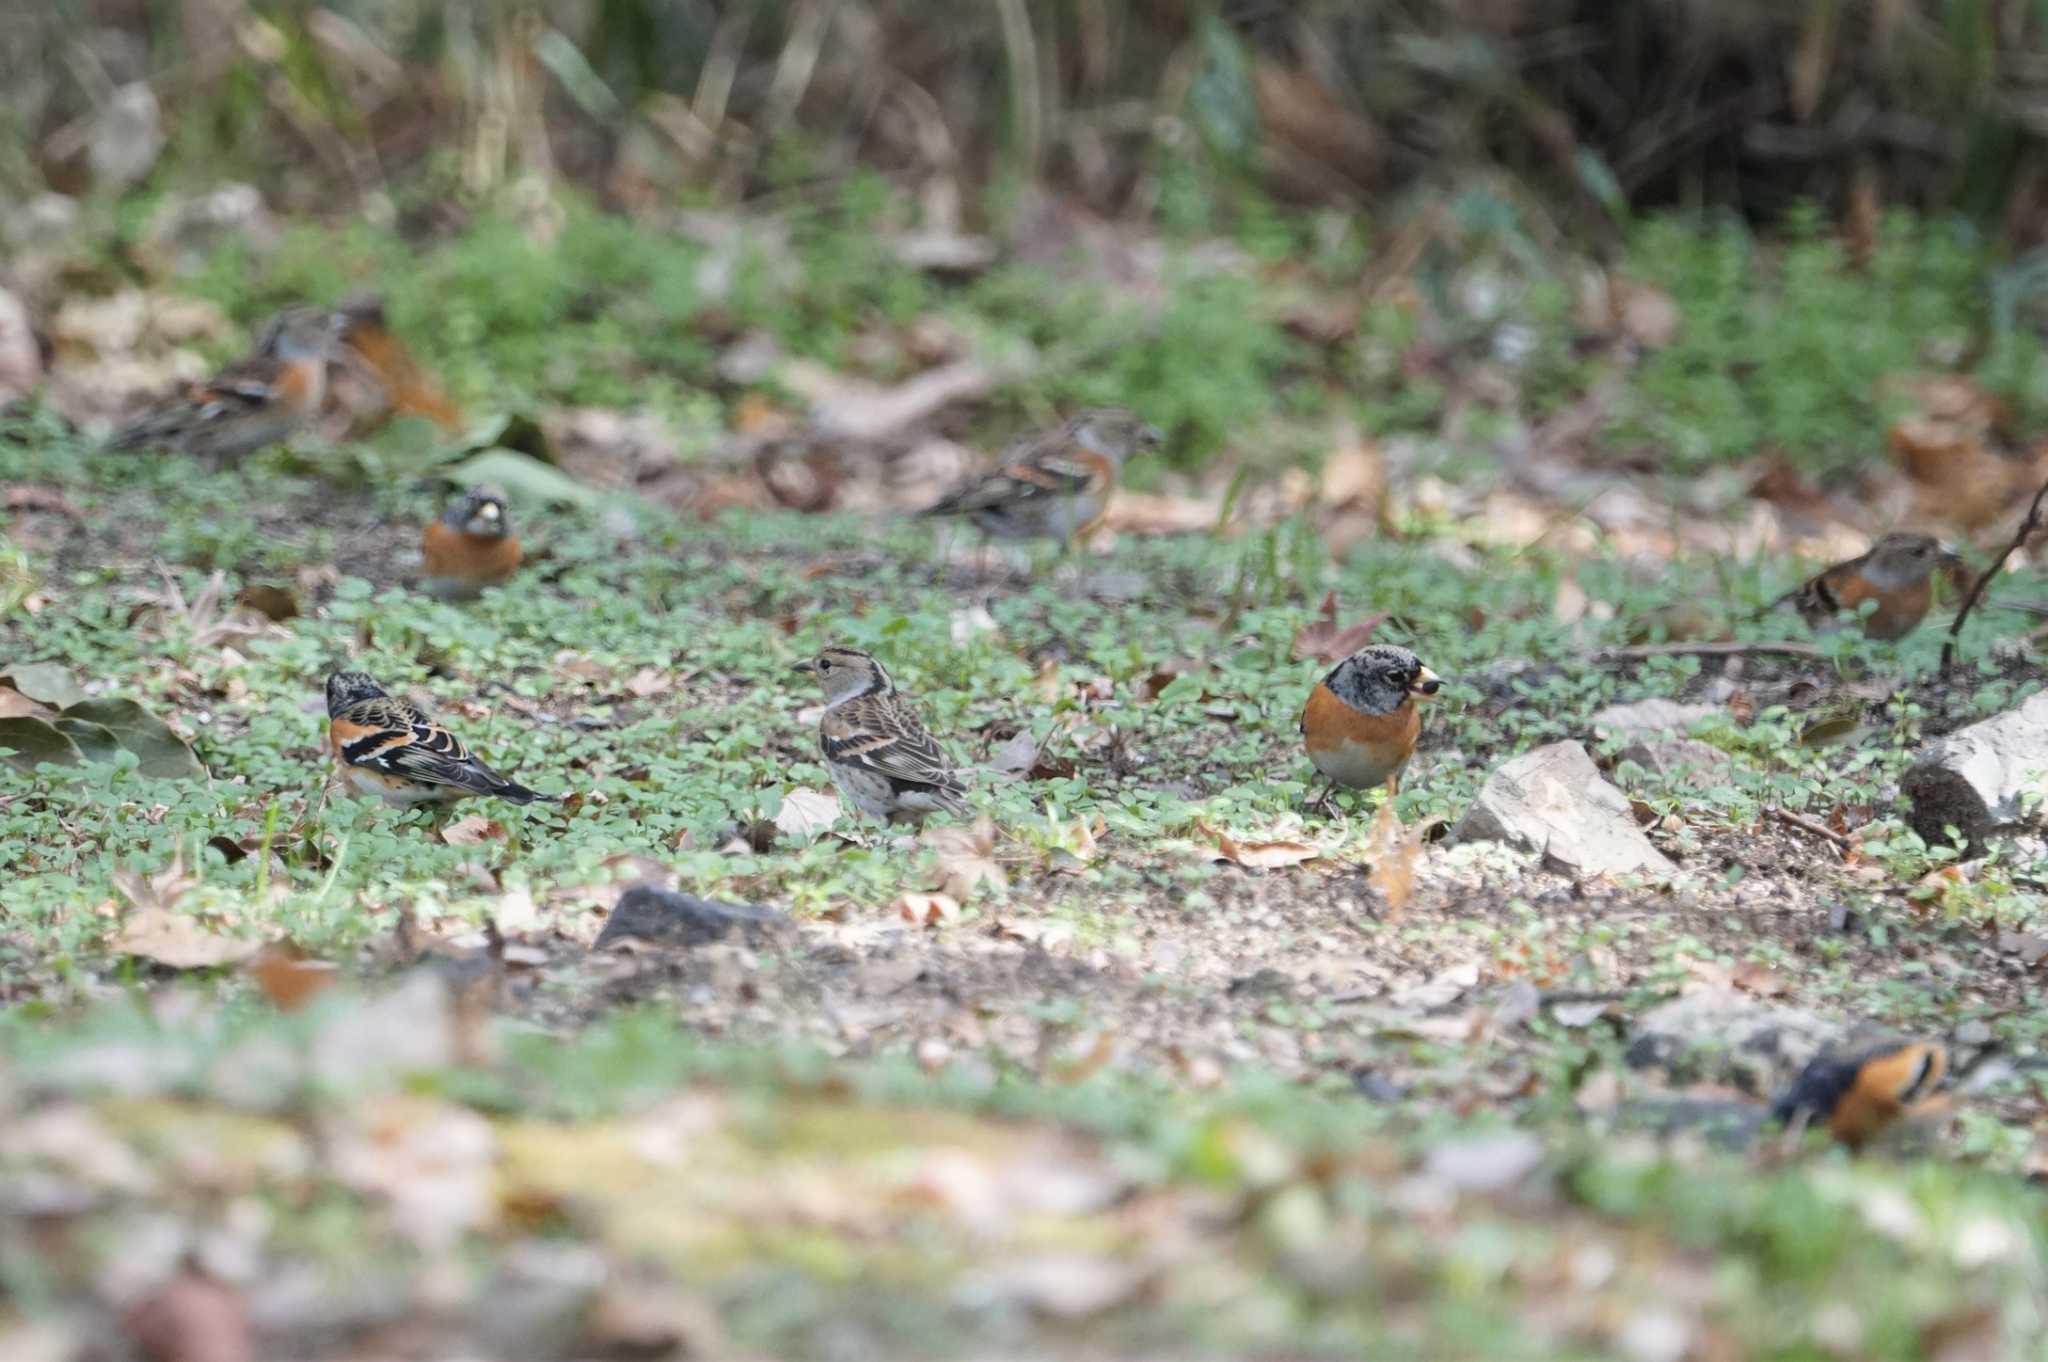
[334,696,511,794]
[924,432,1102,515]
[821,696,965,795]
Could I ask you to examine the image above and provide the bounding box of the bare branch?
[1940,472,2048,677]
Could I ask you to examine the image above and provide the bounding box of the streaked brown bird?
[108,307,343,461]
[793,646,970,826]
[921,408,1162,547]
[325,670,552,808]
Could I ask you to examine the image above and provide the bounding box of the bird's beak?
[1937,542,1963,564]
[792,660,817,675]
[478,502,502,524]
[1410,666,1442,699]
[1141,424,1165,448]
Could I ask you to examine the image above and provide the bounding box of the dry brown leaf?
[249,943,340,1013]
[1291,591,1386,663]
[1098,489,1220,536]
[774,786,842,844]
[1730,960,1789,998]
[124,1270,254,1362]
[623,666,673,698]
[1619,281,1680,349]
[111,905,260,969]
[921,817,1006,900]
[234,583,298,622]
[1366,794,1419,919]
[0,685,40,719]
[440,815,508,847]
[898,891,960,927]
[733,391,795,436]
[1031,657,1064,704]
[4,483,82,518]
[1319,425,1384,510]
[986,726,1039,780]
[1200,820,1321,870]
[1049,1029,1117,1084]
[1058,817,1104,865]
[1136,659,1205,702]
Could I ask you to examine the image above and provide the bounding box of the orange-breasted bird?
[1773,532,1961,641]
[422,486,522,601]
[325,670,553,808]
[108,307,344,461]
[921,408,1162,546]
[335,294,464,434]
[1300,643,1442,801]
[1770,1041,1949,1151]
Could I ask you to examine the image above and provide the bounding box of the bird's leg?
[1306,780,1335,816]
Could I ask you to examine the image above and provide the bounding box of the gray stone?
[1451,741,1676,876]
[1614,738,1732,781]
[1589,698,1720,739]
[1626,989,1841,1097]
[592,882,788,951]
[1901,691,2048,848]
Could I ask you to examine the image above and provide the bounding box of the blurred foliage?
[7,0,2048,236]
[10,2,2048,481]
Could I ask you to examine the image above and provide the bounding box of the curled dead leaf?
[1049,1029,1117,1084]
[1366,795,1419,919]
[1292,591,1387,663]
[439,815,508,847]
[250,943,340,1013]
[124,1270,253,1362]
[1200,820,1321,870]
[986,726,1040,780]
[899,891,960,927]
[234,583,298,622]
[921,817,1006,900]
[1730,961,1789,998]
[774,786,842,844]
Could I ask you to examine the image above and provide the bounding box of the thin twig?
[1592,640,1826,663]
[1766,805,1853,849]
[1942,472,2048,677]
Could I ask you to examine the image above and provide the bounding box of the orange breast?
[1828,1044,1946,1148]
[348,326,464,432]
[422,522,522,583]
[1863,580,1931,641]
[274,358,326,418]
[1300,682,1420,788]
[1065,448,1118,537]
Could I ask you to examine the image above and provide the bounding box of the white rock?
[1590,698,1719,738]
[1450,741,1675,876]
[1902,691,2048,847]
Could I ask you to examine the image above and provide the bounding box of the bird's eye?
[817,659,832,671]
[1384,669,1405,685]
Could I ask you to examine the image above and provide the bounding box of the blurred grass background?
[9,1,2048,483]
[12,1,2046,226]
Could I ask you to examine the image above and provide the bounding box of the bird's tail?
[492,779,557,805]
[105,418,173,452]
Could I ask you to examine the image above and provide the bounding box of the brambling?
[921,408,1163,546]
[1770,1041,1949,1151]
[793,646,970,825]
[422,486,522,601]
[1300,643,1442,800]
[335,295,464,433]
[108,306,343,460]
[325,670,553,808]
[1774,531,1961,641]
